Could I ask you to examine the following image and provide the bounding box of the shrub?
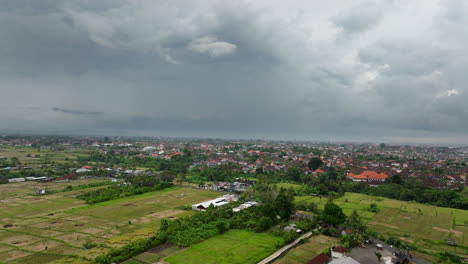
[437,252,462,263]
[83,240,97,249]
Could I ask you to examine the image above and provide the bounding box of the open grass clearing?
[165,230,284,264]
[275,183,303,190]
[66,187,219,222]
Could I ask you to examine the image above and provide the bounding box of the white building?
[25,177,48,181]
[233,201,258,212]
[8,178,25,183]
[192,194,238,211]
[142,146,157,152]
[76,168,90,173]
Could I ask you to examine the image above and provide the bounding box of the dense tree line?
[93,236,164,264]
[0,168,67,183]
[77,176,173,204]
[78,150,194,174]
[364,181,467,209]
[189,164,244,183]
[271,169,468,210]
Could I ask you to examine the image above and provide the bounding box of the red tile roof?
[347,170,388,180]
[305,253,330,264]
[332,245,348,253]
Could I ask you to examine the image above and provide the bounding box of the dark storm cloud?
[51,107,103,116]
[0,0,467,143]
[332,1,386,35]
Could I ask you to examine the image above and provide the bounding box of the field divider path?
[0,227,84,250]
[0,242,89,261]
[258,232,312,264]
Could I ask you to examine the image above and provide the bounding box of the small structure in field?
[283,223,302,233]
[35,189,47,195]
[447,238,456,246]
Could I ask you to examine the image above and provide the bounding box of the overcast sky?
[1,0,467,143]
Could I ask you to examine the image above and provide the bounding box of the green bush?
[83,240,98,249]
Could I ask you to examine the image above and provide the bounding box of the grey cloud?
[0,0,468,143]
[332,1,386,35]
[51,107,103,116]
[358,42,450,77]
[187,36,237,57]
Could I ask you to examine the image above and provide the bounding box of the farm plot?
[295,192,468,258]
[0,146,90,167]
[124,243,181,264]
[0,181,220,263]
[165,230,284,264]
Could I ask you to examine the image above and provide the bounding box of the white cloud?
[447,89,459,96]
[188,36,237,57]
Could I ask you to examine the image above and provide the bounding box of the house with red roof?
[305,253,330,264]
[331,245,348,258]
[314,168,325,174]
[346,171,388,183]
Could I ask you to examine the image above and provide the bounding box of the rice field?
[0,181,220,263]
[295,192,468,258]
[0,146,90,167]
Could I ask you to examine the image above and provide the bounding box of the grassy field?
[295,192,468,258]
[0,181,220,264]
[0,146,90,167]
[275,183,303,191]
[272,235,338,264]
[165,230,284,264]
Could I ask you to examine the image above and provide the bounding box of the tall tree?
[308,157,323,171]
[385,174,403,185]
[274,187,295,220]
[345,210,366,233]
[321,202,346,226]
[286,166,302,182]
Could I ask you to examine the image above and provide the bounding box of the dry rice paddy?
[0,180,220,263]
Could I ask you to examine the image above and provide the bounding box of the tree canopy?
[308,157,323,171]
[321,202,346,226]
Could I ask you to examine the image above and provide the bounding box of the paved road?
[258,232,313,264]
[370,237,431,264]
